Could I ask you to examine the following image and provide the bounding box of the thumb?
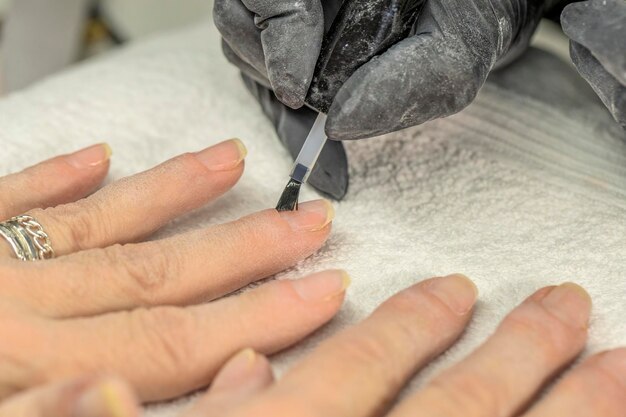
[327,33,488,140]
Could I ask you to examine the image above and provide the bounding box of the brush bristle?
[276,178,302,211]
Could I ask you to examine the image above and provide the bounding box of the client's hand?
[0,140,346,402]
[6,276,623,417]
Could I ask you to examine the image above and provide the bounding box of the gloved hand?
[214,0,348,199]
[214,0,557,141]
[561,0,626,130]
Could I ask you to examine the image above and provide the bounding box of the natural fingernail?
[597,348,626,387]
[425,274,478,315]
[541,282,591,329]
[279,199,335,232]
[195,138,247,171]
[73,379,137,417]
[66,143,112,168]
[211,348,258,390]
[291,269,351,302]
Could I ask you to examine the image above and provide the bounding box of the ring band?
[0,215,54,261]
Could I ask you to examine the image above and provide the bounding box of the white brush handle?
[290,113,328,183]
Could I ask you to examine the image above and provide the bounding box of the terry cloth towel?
[0,19,624,417]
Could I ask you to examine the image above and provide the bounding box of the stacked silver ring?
[0,215,54,261]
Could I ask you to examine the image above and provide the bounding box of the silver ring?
[0,215,54,261]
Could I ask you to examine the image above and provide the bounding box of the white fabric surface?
[0,21,624,416]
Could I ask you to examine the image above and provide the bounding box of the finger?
[569,41,626,129]
[7,200,333,317]
[236,274,478,417]
[0,144,110,221]
[14,270,349,401]
[0,375,138,417]
[561,0,626,85]
[214,0,268,79]
[326,1,492,141]
[389,283,592,417]
[222,40,271,88]
[215,0,324,108]
[326,35,485,140]
[523,348,626,417]
[25,139,246,257]
[184,349,274,417]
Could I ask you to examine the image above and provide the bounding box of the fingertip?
[272,82,307,109]
[73,376,140,417]
[290,269,351,303]
[276,199,335,232]
[211,349,275,394]
[64,143,112,170]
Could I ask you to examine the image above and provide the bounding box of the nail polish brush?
[276,113,328,211]
[275,0,425,211]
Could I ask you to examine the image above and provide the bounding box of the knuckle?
[336,333,405,392]
[342,334,392,367]
[131,307,199,374]
[428,373,501,416]
[383,287,462,341]
[106,244,181,305]
[502,303,584,363]
[36,199,111,250]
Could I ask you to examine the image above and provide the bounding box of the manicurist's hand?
[213,0,558,139]
[4,276,624,417]
[0,140,347,402]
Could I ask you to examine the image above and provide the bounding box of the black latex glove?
[214,0,557,140]
[561,0,626,130]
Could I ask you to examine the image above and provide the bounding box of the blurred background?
[0,0,212,94]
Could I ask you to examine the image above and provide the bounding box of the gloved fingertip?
[325,102,372,141]
[273,85,306,109]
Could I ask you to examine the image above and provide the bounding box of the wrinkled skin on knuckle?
[501,302,587,365]
[330,331,407,394]
[382,286,464,342]
[35,199,111,251]
[130,307,201,378]
[105,243,181,306]
[426,371,503,417]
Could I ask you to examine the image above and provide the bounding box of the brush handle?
[305,0,426,114]
[291,113,328,183]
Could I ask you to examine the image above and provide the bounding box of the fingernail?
[597,348,626,388]
[66,143,112,169]
[195,138,247,171]
[541,282,591,329]
[425,274,478,315]
[211,348,257,390]
[291,270,351,302]
[73,379,137,417]
[279,199,335,232]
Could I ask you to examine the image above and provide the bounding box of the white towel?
[0,21,624,416]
